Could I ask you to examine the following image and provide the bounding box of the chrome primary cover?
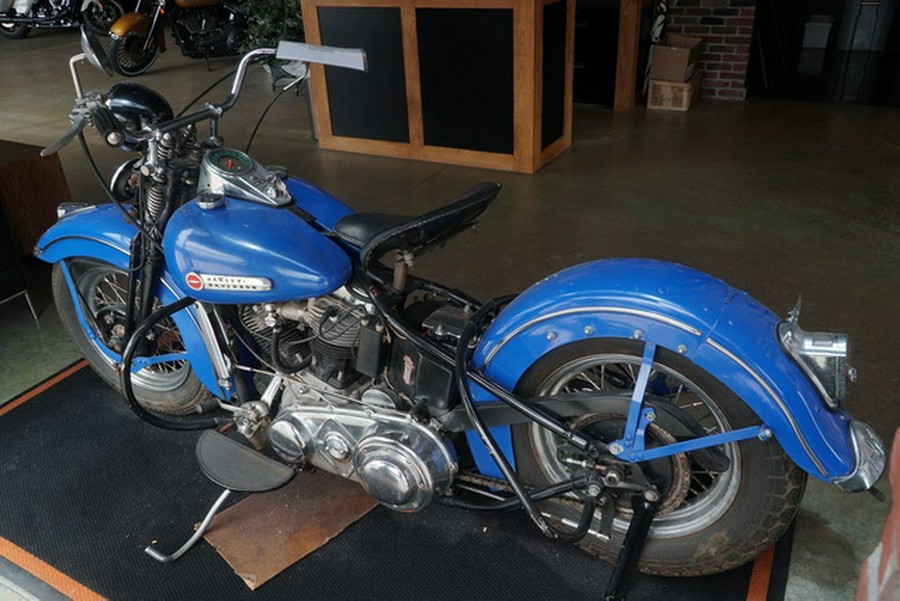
[270,402,457,512]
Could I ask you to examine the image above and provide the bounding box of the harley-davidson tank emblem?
[184,272,273,292]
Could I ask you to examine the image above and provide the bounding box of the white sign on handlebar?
[275,42,368,73]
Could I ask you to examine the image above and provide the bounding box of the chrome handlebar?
[43,40,366,156]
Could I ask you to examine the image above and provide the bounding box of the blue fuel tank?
[163,196,352,303]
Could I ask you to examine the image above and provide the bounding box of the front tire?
[108,30,160,76]
[0,22,30,39]
[52,260,209,415]
[512,338,806,576]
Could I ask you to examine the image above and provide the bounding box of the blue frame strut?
[612,339,771,463]
[621,341,657,449]
[131,353,191,371]
[621,424,767,462]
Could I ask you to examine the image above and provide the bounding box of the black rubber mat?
[0,365,793,600]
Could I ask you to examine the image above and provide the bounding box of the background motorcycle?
[106,0,245,76]
[35,30,886,591]
[0,0,125,39]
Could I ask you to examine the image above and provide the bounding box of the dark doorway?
[747,0,900,105]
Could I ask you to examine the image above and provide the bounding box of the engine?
[171,5,246,59]
[269,395,457,512]
[241,290,469,511]
[238,290,371,391]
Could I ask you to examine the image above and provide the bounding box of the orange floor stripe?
[746,544,776,601]
[0,536,104,600]
[0,360,87,418]
[0,360,103,599]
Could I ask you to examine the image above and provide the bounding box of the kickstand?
[145,489,232,563]
[604,492,659,601]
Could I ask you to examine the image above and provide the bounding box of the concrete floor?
[1,29,898,600]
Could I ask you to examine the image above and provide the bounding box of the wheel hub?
[567,413,691,517]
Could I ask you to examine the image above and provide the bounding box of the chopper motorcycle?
[35,29,885,597]
[0,0,125,39]
[106,0,245,76]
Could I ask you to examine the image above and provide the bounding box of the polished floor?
[1,29,898,600]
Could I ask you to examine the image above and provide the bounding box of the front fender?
[471,258,857,482]
[34,205,223,398]
[110,11,151,37]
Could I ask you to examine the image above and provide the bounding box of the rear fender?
[34,205,224,398]
[470,258,857,483]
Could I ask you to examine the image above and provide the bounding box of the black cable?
[77,132,164,254]
[120,296,228,430]
[176,68,237,118]
[270,325,312,374]
[244,81,306,153]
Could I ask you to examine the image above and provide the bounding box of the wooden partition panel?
[301,0,574,173]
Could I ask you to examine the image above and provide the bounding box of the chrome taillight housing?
[778,302,855,410]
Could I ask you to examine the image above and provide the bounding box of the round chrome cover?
[269,418,313,464]
[354,429,454,512]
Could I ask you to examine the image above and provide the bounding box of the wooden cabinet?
[0,141,71,256]
[300,0,575,173]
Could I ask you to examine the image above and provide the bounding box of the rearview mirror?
[80,26,113,77]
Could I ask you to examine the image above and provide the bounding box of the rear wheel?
[0,22,30,39]
[108,30,160,76]
[512,338,806,576]
[52,259,209,415]
[81,0,126,36]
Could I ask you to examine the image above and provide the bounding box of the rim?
[528,352,741,539]
[115,33,157,73]
[75,264,190,392]
[85,2,121,32]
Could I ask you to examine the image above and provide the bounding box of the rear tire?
[512,338,807,576]
[108,30,160,76]
[81,0,125,36]
[52,260,209,415]
[0,22,30,39]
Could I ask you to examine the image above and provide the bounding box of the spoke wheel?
[81,0,125,36]
[108,31,160,76]
[53,260,209,415]
[512,338,807,576]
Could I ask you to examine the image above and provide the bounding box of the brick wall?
[664,0,757,100]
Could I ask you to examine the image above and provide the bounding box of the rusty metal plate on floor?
[204,471,377,589]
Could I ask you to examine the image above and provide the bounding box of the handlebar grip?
[92,107,126,147]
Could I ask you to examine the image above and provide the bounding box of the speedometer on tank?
[206,148,255,175]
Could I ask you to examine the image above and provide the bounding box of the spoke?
[572,369,604,391]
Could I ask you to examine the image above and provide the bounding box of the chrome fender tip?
[833,420,886,492]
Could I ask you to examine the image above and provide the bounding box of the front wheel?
[52,260,209,415]
[512,338,807,576]
[108,30,160,76]
[81,0,126,36]
[0,22,30,39]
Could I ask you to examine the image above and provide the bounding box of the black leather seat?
[333,182,502,269]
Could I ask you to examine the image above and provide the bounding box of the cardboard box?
[647,70,703,112]
[649,35,703,82]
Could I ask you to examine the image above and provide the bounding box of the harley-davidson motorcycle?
[36,30,886,597]
[0,0,125,39]
[106,0,245,76]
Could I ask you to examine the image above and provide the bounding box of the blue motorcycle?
[36,30,885,594]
